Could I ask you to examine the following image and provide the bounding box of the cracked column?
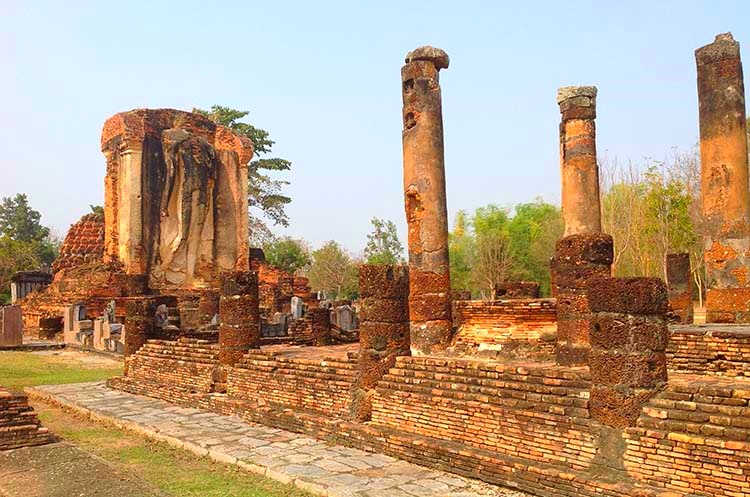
[696,33,750,323]
[401,46,452,355]
[557,86,601,237]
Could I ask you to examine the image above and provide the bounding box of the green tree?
[0,194,58,302]
[193,105,292,241]
[471,205,513,298]
[506,200,563,295]
[263,237,310,274]
[449,210,475,294]
[307,241,359,299]
[364,218,404,265]
[89,205,104,218]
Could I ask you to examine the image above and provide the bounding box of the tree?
[194,105,292,239]
[364,218,404,265]
[307,241,359,299]
[0,194,50,243]
[471,205,514,298]
[449,210,475,294]
[0,194,58,302]
[263,237,310,274]
[89,205,104,217]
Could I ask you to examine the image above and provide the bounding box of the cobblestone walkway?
[28,382,531,497]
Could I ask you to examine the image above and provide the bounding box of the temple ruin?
[9,36,750,497]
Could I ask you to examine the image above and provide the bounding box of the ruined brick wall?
[452,299,557,356]
[0,387,55,450]
[371,357,597,470]
[227,351,356,418]
[668,325,750,377]
[625,376,750,496]
[51,213,104,275]
[108,338,221,403]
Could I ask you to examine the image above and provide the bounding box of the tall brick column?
[588,278,669,428]
[351,265,410,421]
[219,271,260,366]
[696,33,750,323]
[402,45,452,355]
[665,253,693,324]
[551,234,612,365]
[557,86,601,237]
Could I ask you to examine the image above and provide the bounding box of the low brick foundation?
[625,375,750,496]
[452,299,557,358]
[668,324,750,378]
[0,387,55,450]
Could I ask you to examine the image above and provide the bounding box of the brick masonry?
[0,386,55,451]
[668,325,750,378]
[452,299,557,358]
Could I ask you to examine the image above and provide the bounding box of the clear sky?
[2,1,749,254]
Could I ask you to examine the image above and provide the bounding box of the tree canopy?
[307,241,358,300]
[263,237,311,275]
[193,105,292,245]
[364,218,404,265]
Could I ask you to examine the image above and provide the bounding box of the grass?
[0,350,311,496]
[0,351,123,390]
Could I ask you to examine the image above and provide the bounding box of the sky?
[2,1,749,255]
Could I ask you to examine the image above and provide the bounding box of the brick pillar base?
[665,253,693,324]
[124,298,155,357]
[219,271,260,366]
[352,265,410,421]
[588,277,669,428]
[551,234,613,366]
[310,308,332,346]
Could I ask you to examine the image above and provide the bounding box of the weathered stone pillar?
[588,278,668,428]
[665,253,693,324]
[696,33,750,323]
[351,265,410,421]
[402,45,452,355]
[310,307,332,346]
[557,86,601,237]
[219,271,260,366]
[551,234,613,365]
[123,298,155,357]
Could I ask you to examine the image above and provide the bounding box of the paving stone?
[27,382,531,497]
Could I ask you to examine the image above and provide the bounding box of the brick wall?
[51,213,105,274]
[227,351,356,418]
[625,375,750,496]
[668,325,750,378]
[108,338,222,402]
[452,299,557,357]
[371,356,597,471]
[0,387,55,450]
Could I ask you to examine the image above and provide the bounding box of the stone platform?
[27,382,530,497]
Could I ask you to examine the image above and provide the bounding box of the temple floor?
[27,381,531,497]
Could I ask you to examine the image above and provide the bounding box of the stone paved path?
[28,382,531,497]
[0,442,164,497]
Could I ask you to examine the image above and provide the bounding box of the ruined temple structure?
[697,34,750,323]
[401,46,453,355]
[0,386,55,451]
[70,35,750,497]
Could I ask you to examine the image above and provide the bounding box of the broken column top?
[405,46,450,70]
[696,32,740,65]
[556,86,597,105]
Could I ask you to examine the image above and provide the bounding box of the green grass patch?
[35,403,310,497]
[0,351,122,390]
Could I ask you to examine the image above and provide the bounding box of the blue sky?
[2,1,749,254]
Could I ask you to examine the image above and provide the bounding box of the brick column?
[551,234,612,365]
[124,298,155,357]
[198,290,220,325]
[696,33,750,323]
[588,278,669,428]
[219,271,260,366]
[351,265,410,421]
[402,45,452,355]
[665,253,693,324]
[310,307,332,346]
[557,86,601,237]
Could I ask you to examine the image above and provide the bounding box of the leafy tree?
[449,210,475,294]
[263,237,310,274]
[194,105,292,238]
[307,241,359,299]
[364,218,404,265]
[0,194,58,302]
[470,205,514,298]
[89,205,104,217]
[0,194,50,242]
